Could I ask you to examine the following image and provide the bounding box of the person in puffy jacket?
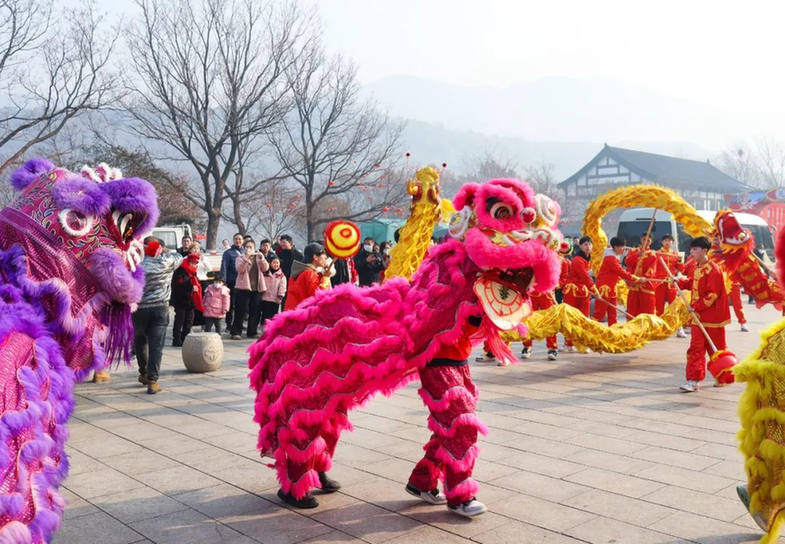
[230,240,269,339]
[260,256,287,325]
[202,274,231,334]
[134,237,183,394]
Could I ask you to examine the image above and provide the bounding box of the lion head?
[448,178,562,329]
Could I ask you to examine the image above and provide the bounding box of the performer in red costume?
[407,313,487,517]
[562,236,594,352]
[521,248,569,361]
[625,234,657,316]
[676,236,730,392]
[592,237,639,326]
[655,234,687,337]
[728,283,749,332]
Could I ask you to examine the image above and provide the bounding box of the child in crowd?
[261,256,287,325]
[202,274,231,334]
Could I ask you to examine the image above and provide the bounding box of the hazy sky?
[319,0,785,147]
[321,0,783,109]
[87,0,785,149]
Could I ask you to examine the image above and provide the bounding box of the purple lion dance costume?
[0,159,158,543]
[249,178,563,508]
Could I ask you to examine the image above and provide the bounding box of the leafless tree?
[267,43,406,241]
[755,136,785,188]
[717,144,761,188]
[122,0,313,248]
[0,0,115,176]
[524,162,560,198]
[223,177,302,240]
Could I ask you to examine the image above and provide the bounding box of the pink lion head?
[449,179,563,326]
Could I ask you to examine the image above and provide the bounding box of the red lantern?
[328,180,335,186]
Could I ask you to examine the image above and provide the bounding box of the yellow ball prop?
[324,220,361,258]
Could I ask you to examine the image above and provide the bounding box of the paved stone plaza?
[56,305,780,544]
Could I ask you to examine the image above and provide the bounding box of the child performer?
[592,237,639,326]
[676,236,730,392]
[562,236,594,352]
[625,234,658,316]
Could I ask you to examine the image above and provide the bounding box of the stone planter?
[182,332,223,373]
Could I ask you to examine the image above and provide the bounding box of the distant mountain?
[367,75,741,154]
[398,120,712,180]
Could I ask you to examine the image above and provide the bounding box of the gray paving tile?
[55,309,781,544]
[53,511,144,544]
[128,508,242,544]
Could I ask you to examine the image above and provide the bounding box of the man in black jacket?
[354,237,387,286]
[277,234,304,279]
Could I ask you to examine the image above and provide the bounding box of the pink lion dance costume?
[0,159,158,543]
[249,178,563,511]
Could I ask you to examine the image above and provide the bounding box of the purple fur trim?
[88,248,143,305]
[101,177,160,235]
[97,300,134,367]
[9,158,54,192]
[51,176,111,217]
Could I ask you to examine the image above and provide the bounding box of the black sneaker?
[405,483,447,504]
[277,488,319,509]
[521,347,532,359]
[318,472,341,493]
[447,498,487,517]
[547,350,558,361]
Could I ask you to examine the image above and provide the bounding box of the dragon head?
[449,178,562,329]
[4,158,159,373]
[714,209,753,251]
[407,166,441,206]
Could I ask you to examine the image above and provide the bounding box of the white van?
[616,208,775,256]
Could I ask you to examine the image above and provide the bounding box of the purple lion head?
[5,158,160,372]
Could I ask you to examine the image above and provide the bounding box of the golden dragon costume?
[384,166,454,282]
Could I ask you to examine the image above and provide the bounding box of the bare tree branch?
[121,0,314,248]
[267,43,406,241]
[0,0,116,176]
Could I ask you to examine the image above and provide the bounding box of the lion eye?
[490,202,513,220]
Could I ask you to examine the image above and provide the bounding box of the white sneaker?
[474,354,496,362]
[560,346,575,353]
[583,348,593,354]
[547,350,558,361]
[740,323,749,332]
[521,347,532,359]
[405,483,447,505]
[680,380,700,393]
[676,328,687,338]
[448,499,487,517]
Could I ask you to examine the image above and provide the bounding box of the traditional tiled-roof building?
[558,145,747,233]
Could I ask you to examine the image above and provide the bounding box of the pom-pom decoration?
[324,219,361,258]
